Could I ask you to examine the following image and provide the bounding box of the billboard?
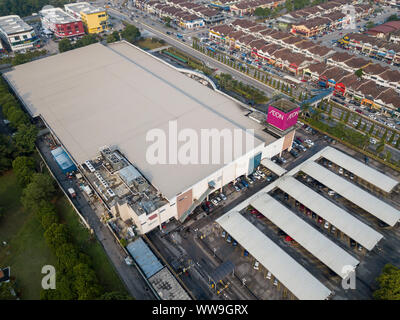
[267,105,300,131]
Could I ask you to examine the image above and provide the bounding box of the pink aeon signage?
[267,106,300,130]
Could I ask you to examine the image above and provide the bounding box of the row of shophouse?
[289,2,373,37]
[209,19,400,111]
[340,32,400,65]
[229,0,285,16]
[133,0,224,29]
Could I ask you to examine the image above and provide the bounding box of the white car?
[234,185,240,192]
[338,167,343,174]
[216,196,221,203]
[267,271,272,279]
[220,193,227,201]
[331,226,336,233]
[370,138,377,144]
[324,221,330,229]
[253,261,260,270]
[369,114,376,120]
[211,199,218,206]
[273,279,278,286]
[256,170,265,178]
[328,190,335,196]
[305,139,314,146]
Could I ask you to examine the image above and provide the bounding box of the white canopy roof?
[216,211,332,300]
[251,193,359,278]
[276,176,383,250]
[300,161,400,227]
[320,147,398,193]
[261,158,287,176]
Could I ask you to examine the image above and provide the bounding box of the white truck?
[68,188,76,198]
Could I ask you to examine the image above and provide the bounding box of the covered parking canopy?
[300,161,400,227]
[261,158,287,176]
[320,147,398,193]
[251,194,359,279]
[216,211,332,300]
[276,176,383,251]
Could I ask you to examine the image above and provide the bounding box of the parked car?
[211,198,218,206]
[350,239,356,247]
[221,231,226,238]
[244,250,249,256]
[318,217,323,223]
[357,244,363,252]
[233,240,238,246]
[338,167,343,174]
[324,221,330,229]
[226,235,232,243]
[328,190,335,196]
[234,184,240,192]
[290,149,299,158]
[253,260,260,270]
[241,179,249,188]
[273,279,278,286]
[267,271,272,279]
[220,193,227,201]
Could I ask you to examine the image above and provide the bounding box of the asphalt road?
[104,7,278,97]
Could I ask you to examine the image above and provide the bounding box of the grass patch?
[54,197,127,294]
[135,38,166,50]
[0,171,57,300]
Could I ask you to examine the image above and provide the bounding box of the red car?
[250,209,259,215]
[285,236,293,242]
[301,79,307,82]
[318,217,323,223]
[306,209,311,216]
[299,204,305,211]
[256,213,263,219]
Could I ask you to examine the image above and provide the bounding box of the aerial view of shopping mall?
[0,0,400,306]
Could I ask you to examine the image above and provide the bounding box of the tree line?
[0,77,130,300]
[0,0,69,17]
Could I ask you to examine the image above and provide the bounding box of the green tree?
[369,124,375,135]
[106,31,120,43]
[373,264,400,300]
[58,38,73,53]
[44,223,70,250]
[13,123,38,154]
[73,263,103,300]
[376,143,385,155]
[0,134,16,174]
[355,118,361,129]
[12,156,36,187]
[361,122,367,132]
[355,69,363,78]
[121,24,141,44]
[21,173,56,212]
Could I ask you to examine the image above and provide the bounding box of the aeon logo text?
[287,110,299,120]
[268,109,284,120]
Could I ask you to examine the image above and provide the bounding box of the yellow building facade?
[81,10,109,34]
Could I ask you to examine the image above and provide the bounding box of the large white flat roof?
[300,161,400,226]
[320,146,398,193]
[216,211,332,300]
[276,176,383,251]
[4,41,277,200]
[251,193,359,278]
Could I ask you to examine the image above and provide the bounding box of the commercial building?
[40,7,85,39]
[0,15,36,52]
[64,2,109,34]
[4,41,297,234]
